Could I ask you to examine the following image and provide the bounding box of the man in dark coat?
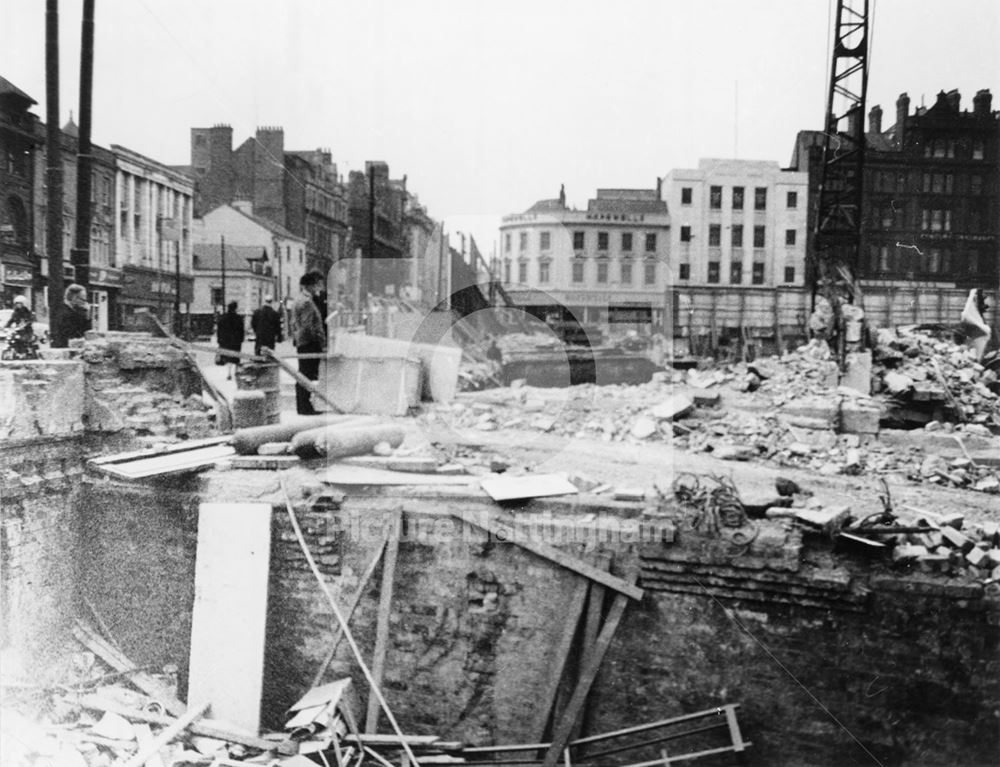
[291,271,326,415]
[51,284,91,348]
[216,301,245,380]
[251,295,283,356]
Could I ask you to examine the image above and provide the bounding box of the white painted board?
[480,473,579,501]
[188,502,273,733]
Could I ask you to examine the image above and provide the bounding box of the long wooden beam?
[262,347,343,414]
[451,511,643,601]
[365,512,401,733]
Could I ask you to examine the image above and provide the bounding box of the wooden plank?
[71,622,186,716]
[187,503,272,733]
[90,444,236,480]
[453,512,644,601]
[262,347,343,413]
[529,577,590,742]
[324,465,476,486]
[480,473,579,502]
[120,701,210,767]
[310,539,388,687]
[76,694,279,751]
[571,555,609,743]
[88,436,231,466]
[365,512,401,733]
[540,582,634,767]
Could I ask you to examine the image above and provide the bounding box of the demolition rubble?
[2,323,999,767]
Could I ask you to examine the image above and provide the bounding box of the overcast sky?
[4,0,998,253]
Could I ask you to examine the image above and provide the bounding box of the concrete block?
[839,400,880,435]
[940,526,973,553]
[780,395,840,426]
[974,476,1000,494]
[893,544,928,563]
[883,371,914,394]
[840,351,872,395]
[939,512,965,529]
[966,547,988,568]
[917,552,951,573]
[630,417,658,439]
[795,505,851,535]
[650,394,694,421]
[689,388,721,407]
[713,445,754,461]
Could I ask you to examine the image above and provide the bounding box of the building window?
[504,233,511,252]
[539,261,550,283]
[787,191,798,208]
[678,263,690,280]
[597,231,609,251]
[621,261,632,284]
[644,261,656,285]
[754,187,767,210]
[752,263,765,284]
[681,187,692,205]
[730,262,742,284]
[707,261,720,283]
[211,287,223,306]
[753,225,765,248]
[503,261,511,282]
[710,186,722,209]
[785,229,796,246]
[708,224,721,247]
[645,233,656,252]
[519,232,528,252]
[732,224,743,247]
[784,266,795,283]
[970,175,983,194]
[597,261,608,283]
[572,260,584,283]
[680,226,692,242]
[732,186,744,209]
[573,231,585,250]
[972,140,985,160]
[540,231,551,250]
[518,261,527,283]
[621,232,633,251]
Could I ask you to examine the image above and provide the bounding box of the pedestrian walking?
[290,271,327,415]
[251,295,283,356]
[51,284,91,348]
[216,301,245,380]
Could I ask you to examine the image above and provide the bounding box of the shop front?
[120,265,194,333]
[89,267,123,332]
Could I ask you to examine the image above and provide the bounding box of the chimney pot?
[869,105,883,134]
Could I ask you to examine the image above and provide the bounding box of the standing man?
[216,300,245,380]
[51,284,91,348]
[291,271,327,415]
[251,295,283,356]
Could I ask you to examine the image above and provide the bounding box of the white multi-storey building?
[499,186,671,332]
[112,145,195,331]
[661,159,810,351]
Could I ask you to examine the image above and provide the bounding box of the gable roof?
[0,76,36,105]
[204,204,304,242]
[192,243,268,271]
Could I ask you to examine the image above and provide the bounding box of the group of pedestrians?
[215,272,328,414]
[3,284,92,350]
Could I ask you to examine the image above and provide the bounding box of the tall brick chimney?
[973,89,993,116]
[945,89,961,112]
[869,105,882,134]
[895,93,910,145]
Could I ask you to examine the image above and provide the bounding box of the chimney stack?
[868,105,882,134]
[846,105,861,138]
[973,89,993,116]
[896,93,910,145]
[945,89,961,112]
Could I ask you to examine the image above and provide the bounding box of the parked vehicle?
[0,308,49,344]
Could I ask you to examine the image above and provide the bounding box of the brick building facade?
[0,76,39,308]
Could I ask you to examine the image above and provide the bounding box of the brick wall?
[0,439,85,678]
[39,474,1000,763]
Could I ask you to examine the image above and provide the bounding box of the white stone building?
[499,187,671,332]
[112,145,195,332]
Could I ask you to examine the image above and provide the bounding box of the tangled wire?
[672,473,758,556]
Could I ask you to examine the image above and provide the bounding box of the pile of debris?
[873,327,1000,429]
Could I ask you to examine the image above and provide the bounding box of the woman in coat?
[216,301,245,380]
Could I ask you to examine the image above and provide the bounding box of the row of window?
[867,244,984,276]
[681,186,798,210]
[922,138,986,160]
[869,201,989,233]
[679,224,792,247]
[695,261,794,285]
[504,230,659,253]
[504,260,658,285]
[873,170,987,195]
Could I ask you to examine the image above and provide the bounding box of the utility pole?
[72,0,95,291]
[173,235,181,335]
[220,234,226,309]
[367,164,375,300]
[45,0,65,340]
